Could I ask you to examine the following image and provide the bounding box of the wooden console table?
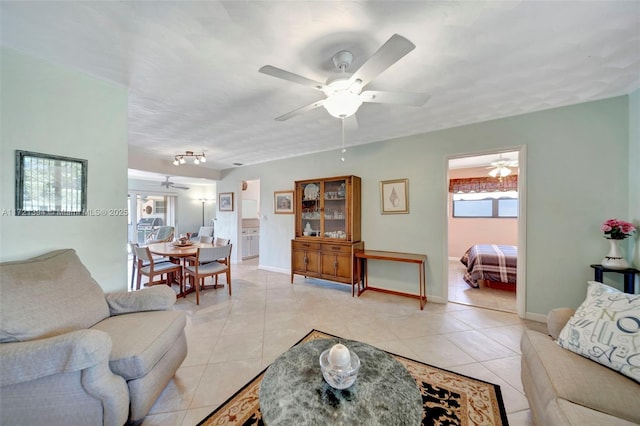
[355,250,427,310]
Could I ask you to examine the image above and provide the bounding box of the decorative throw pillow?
[557,281,640,383]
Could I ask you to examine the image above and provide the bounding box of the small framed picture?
[380,179,409,214]
[218,192,234,212]
[274,190,294,214]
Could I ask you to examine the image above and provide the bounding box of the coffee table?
[259,337,422,425]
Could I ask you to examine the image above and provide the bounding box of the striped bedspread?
[460,244,517,288]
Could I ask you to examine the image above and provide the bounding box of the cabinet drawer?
[321,244,352,254]
[293,241,321,251]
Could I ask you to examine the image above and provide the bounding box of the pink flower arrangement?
[601,219,636,240]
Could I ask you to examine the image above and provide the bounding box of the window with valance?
[448,175,518,193]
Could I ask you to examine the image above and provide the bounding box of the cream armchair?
[0,249,187,426]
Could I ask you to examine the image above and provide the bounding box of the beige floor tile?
[402,334,477,367]
[129,256,539,425]
[444,329,518,362]
[189,358,263,409]
[141,410,186,426]
[149,365,205,414]
[181,406,217,426]
[507,409,535,426]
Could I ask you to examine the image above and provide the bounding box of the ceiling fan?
[259,34,430,121]
[486,155,519,178]
[160,176,190,190]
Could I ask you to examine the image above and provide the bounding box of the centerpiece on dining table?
[172,234,193,247]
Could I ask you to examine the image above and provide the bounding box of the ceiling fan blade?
[348,34,416,88]
[259,65,327,92]
[275,99,326,121]
[361,90,430,106]
[172,185,190,190]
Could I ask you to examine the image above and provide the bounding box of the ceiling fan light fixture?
[488,166,512,178]
[323,91,363,118]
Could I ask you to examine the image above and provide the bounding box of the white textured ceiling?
[2,1,639,173]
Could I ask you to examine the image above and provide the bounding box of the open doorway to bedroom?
[446,149,523,314]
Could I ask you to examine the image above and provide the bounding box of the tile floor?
[139,258,545,426]
[448,259,517,313]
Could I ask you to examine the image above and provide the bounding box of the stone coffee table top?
[259,337,422,425]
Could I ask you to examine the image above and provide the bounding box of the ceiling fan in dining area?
[259,33,430,122]
[160,176,190,190]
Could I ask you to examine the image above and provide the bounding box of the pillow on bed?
[557,281,639,383]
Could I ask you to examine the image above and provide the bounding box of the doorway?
[446,148,526,316]
[128,193,177,246]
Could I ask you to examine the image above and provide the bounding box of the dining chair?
[184,244,232,305]
[146,226,175,244]
[129,242,172,290]
[200,235,214,243]
[190,226,214,242]
[133,246,182,290]
[214,237,230,246]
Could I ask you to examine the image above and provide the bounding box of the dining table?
[146,241,217,297]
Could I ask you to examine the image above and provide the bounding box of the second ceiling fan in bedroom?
[259,34,430,122]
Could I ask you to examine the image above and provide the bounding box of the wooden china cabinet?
[291,175,363,293]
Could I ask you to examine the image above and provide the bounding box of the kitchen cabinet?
[242,227,259,259]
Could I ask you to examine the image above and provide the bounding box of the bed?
[459,244,517,289]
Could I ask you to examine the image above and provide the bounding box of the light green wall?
[0,48,128,293]
[629,89,639,282]
[219,96,631,317]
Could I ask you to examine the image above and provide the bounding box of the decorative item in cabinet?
[294,175,361,243]
[292,175,362,291]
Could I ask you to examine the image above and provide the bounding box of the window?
[452,191,518,218]
[15,150,87,216]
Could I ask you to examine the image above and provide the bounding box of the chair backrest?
[200,235,214,243]
[197,244,232,264]
[133,246,153,263]
[197,226,214,237]
[214,237,230,246]
[129,242,139,255]
[147,226,174,243]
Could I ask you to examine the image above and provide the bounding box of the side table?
[590,264,639,294]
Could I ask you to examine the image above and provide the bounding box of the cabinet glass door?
[300,181,321,237]
[322,178,347,239]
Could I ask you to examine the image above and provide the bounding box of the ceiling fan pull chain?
[340,118,347,162]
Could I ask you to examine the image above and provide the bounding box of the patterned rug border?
[197,329,509,426]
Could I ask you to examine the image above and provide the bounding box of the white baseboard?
[524,311,547,323]
[258,264,289,275]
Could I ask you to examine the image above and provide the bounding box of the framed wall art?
[218,192,234,212]
[274,190,294,214]
[15,150,88,216]
[380,178,409,214]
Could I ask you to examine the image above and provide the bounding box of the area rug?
[197,329,509,426]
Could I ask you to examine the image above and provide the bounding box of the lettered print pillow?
[557,281,640,382]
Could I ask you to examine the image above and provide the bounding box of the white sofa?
[521,308,640,425]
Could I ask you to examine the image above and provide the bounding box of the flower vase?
[601,239,629,270]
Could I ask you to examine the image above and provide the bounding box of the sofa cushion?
[522,329,640,424]
[91,310,186,380]
[0,249,110,343]
[557,281,640,382]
